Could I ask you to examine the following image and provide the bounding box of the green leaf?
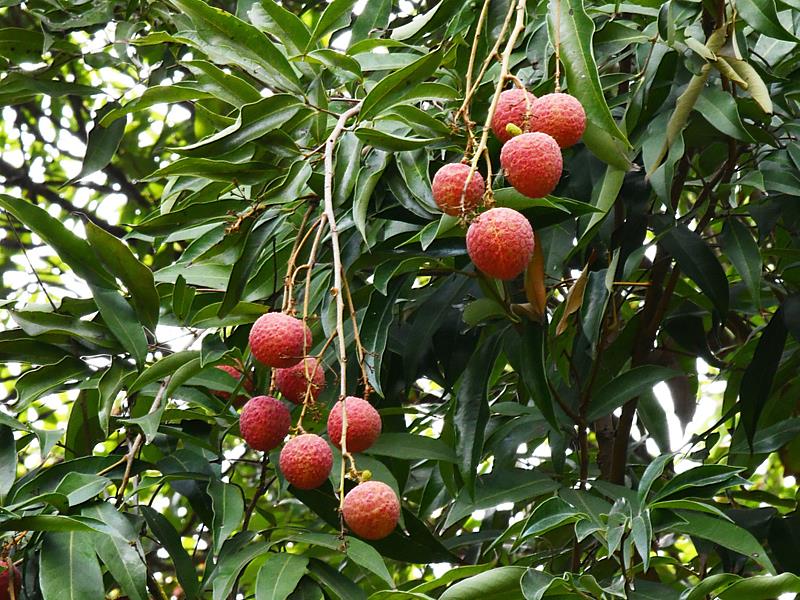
[453,332,504,493]
[671,510,775,574]
[638,453,674,503]
[694,87,756,142]
[90,286,148,367]
[353,149,391,242]
[360,49,443,119]
[354,127,439,150]
[367,433,457,463]
[129,351,199,393]
[719,574,800,599]
[255,553,309,600]
[142,506,201,600]
[334,131,363,205]
[251,1,311,55]
[0,195,116,288]
[307,558,367,600]
[306,0,355,49]
[547,0,629,146]
[14,356,88,411]
[439,566,526,600]
[67,102,126,183]
[505,320,558,430]
[736,0,798,41]
[586,366,678,422]
[288,532,392,586]
[97,360,130,436]
[180,95,303,155]
[207,478,244,556]
[94,530,148,600]
[520,497,583,540]
[40,531,105,600]
[0,426,17,502]
[409,565,493,594]
[54,472,111,506]
[350,0,390,45]
[656,219,729,318]
[739,308,788,447]
[171,0,301,91]
[653,464,745,501]
[85,220,160,330]
[720,218,761,306]
[445,469,559,528]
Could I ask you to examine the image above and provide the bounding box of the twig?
[106,377,170,503]
[463,0,527,206]
[3,211,57,310]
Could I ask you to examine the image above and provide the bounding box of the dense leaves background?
[1,0,800,598]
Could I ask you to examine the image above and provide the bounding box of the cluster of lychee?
[432,90,586,281]
[218,312,400,540]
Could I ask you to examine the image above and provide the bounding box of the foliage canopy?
[1,0,800,598]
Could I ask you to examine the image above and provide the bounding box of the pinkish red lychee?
[530,92,586,148]
[491,88,537,143]
[279,433,333,489]
[238,395,290,452]
[327,396,382,453]
[213,363,255,408]
[466,207,535,280]
[500,132,563,199]
[275,357,325,405]
[342,481,400,540]
[0,561,21,600]
[431,163,485,216]
[248,312,312,368]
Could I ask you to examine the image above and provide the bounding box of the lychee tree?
[1,0,800,598]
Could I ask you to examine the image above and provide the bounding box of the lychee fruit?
[466,207,535,280]
[249,312,312,368]
[213,363,255,408]
[491,88,537,143]
[275,357,325,405]
[342,481,400,540]
[327,396,382,453]
[238,395,291,452]
[0,561,21,600]
[279,433,333,489]
[499,132,563,198]
[431,163,485,216]
[529,92,586,148]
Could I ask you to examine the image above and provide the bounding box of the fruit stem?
[322,103,363,519]
[463,0,527,209]
[282,202,316,314]
[553,0,562,92]
[456,0,492,154]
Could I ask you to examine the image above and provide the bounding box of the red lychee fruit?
[275,357,325,405]
[213,363,255,408]
[327,396,382,453]
[466,207,535,280]
[249,312,312,368]
[491,88,537,143]
[529,92,586,148]
[238,395,291,452]
[431,163,485,216]
[279,433,333,489]
[342,481,400,540]
[0,562,21,600]
[499,132,563,199]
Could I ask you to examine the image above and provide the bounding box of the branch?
[0,157,127,237]
[322,103,362,520]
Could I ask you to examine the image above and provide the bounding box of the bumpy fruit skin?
[249,312,312,368]
[279,433,333,489]
[239,395,291,452]
[343,481,400,540]
[214,364,255,408]
[491,88,537,143]
[0,562,21,600]
[466,207,535,280]
[327,396,382,453]
[275,357,325,405]
[431,163,485,216]
[500,132,563,199]
[530,92,586,148]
